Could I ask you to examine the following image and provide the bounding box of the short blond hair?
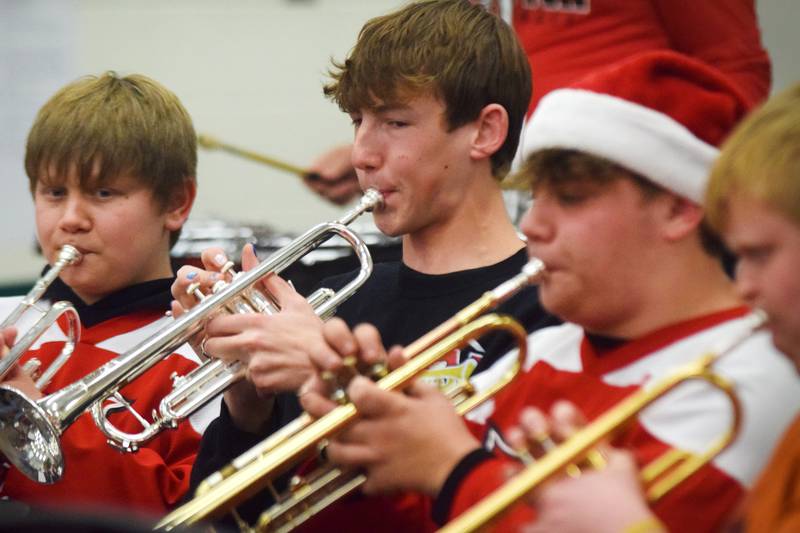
[706,84,800,230]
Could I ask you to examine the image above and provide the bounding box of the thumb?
[241,243,259,272]
[2,326,18,348]
[262,273,308,311]
[348,376,402,418]
[404,378,441,401]
[386,345,408,371]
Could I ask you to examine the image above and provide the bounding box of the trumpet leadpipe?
[0,245,82,385]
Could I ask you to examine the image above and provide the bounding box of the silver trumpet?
[0,245,82,389]
[0,190,383,484]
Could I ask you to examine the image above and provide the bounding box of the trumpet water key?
[156,259,546,532]
[437,311,767,533]
[0,190,382,485]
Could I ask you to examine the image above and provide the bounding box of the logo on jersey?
[421,340,485,391]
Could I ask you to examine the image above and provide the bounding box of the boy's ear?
[469,103,508,162]
[164,178,197,232]
[660,193,704,242]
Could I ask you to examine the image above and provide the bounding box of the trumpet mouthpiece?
[749,308,769,329]
[361,188,384,211]
[521,258,546,283]
[57,245,82,266]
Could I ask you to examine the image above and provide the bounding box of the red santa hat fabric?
[521,50,751,203]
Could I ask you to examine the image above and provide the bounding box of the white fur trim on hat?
[520,89,719,204]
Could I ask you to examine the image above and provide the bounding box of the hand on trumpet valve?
[170,245,245,322]
[0,327,40,399]
[504,402,661,533]
[297,318,482,496]
[506,402,598,469]
[302,319,395,406]
[170,243,330,432]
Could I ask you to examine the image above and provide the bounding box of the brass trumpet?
[0,244,82,390]
[437,311,767,533]
[0,190,382,484]
[156,259,546,532]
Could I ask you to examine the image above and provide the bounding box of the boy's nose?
[351,123,382,172]
[58,196,92,233]
[519,201,554,244]
[733,262,761,306]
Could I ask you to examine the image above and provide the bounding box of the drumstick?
[197,134,345,183]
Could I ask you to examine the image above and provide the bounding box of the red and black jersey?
[0,277,218,516]
[438,307,800,531]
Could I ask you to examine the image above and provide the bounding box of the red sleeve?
[447,455,536,530]
[652,0,771,104]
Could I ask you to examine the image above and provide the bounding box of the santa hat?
[521,51,751,203]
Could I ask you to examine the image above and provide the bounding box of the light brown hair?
[520,149,728,258]
[25,72,197,246]
[324,0,531,178]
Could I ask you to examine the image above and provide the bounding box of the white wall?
[1,0,798,284]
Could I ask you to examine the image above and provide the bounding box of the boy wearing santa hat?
[299,51,800,532]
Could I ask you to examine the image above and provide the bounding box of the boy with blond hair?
[0,72,215,516]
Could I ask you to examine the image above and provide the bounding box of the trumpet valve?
[322,371,348,405]
[211,279,228,294]
[220,261,236,278]
[565,464,582,479]
[322,355,362,405]
[186,281,204,301]
[289,474,310,495]
[368,362,389,380]
[342,355,357,371]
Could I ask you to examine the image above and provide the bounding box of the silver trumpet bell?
[0,245,82,483]
[0,190,382,484]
